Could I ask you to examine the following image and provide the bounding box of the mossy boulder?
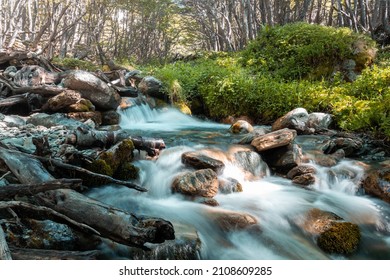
[317,222,361,255]
[113,162,139,181]
[298,208,361,256]
[84,139,138,185]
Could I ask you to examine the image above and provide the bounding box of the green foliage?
[241,22,376,80]
[52,57,99,71]
[149,24,389,139]
[317,222,361,255]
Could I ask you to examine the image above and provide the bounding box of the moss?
[113,162,139,181]
[87,159,114,177]
[317,222,361,255]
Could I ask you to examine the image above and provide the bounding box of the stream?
[87,100,390,260]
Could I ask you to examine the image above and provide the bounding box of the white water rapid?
[87,99,390,260]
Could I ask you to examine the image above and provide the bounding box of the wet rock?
[307,112,332,132]
[181,151,225,174]
[228,146,269,180]
[2,219,100,251]
[272,108,310,134]
[67,111,102,126]
[44,90,83,112]
[261,143,303,174]
[172,168,219,198]
[207,208,258,231]
[218,177,243,194]
[195,197,220,207]
[361,168,390,204]
[311,149,345,167]
[287,165,317,186]
[138,76,163,99]
[27,112,87,129]
[101,110,120,125]
[63,70,121,110]
[229,120,254,134]
[67,99,95,113]
[251,128,297,152]
[237,127,270,144]
[323,137,363,157]
[0,114,26,127]
[105,223,201,260]
[297,208,361,255]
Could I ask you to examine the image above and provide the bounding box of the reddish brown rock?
[297,208,361,255]
[229,120,254,134]
[287,165,317,186]
[361,168,390,204]
[181,151,225,174]
[172,168,219,198]
[251,128,297,152]
[207,208,258,231]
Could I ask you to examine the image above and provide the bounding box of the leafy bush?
[241,22,376,80]
[149,24,389,139]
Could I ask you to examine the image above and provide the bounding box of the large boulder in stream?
[251,128,297,152]
[272,108,333,134]
[297,208,361,255]
[182,151,225,174]
[138,76,164,99]
[227,145,269,180]
[63,70,121,110]
[261,143,303,174]
[287,164,317,187]
[229,120,254,134]
[361,167,390,203]
[206,208,259,231]
[172,168,219,198]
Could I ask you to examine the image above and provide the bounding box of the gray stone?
[63,70,121,110]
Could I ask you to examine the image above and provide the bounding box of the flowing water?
[88,99,390,260]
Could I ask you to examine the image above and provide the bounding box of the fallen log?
[34,189,175,249]
[66,129,166,156]
[0,178,83,201]
[0,94,28,108]
[0,146,55,184]
[9,246,100,260]
[0,225,12,260]
[0,147,147,192]
[0,201,100,236]
[0,146,174,249]
[0,75,64,96]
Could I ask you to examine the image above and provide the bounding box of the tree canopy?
[0,0,389,63]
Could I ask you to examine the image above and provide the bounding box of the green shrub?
[241,22,376,80]
[148,24,389,139]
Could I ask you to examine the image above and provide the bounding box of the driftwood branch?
[38,156,147,192]
[0,76,63,96]
[0,201,100,236]
[0,178,83,201]
[0,147,147,192]
[34,189,175,249]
